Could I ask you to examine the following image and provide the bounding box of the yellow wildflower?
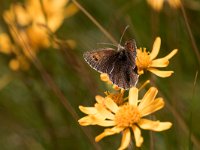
[1,0,78,71]
[136,37,178,77]
[79,87,172,149]
[3,0,78,51]
[147,0,181,11]
[0,33,13,54]
[78,90,125,126]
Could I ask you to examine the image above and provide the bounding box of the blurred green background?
[0,0,200,149]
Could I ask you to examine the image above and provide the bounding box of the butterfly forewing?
[83,48,118,73]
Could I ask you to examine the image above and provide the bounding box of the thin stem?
[139,80,150,91]
[180,2,200,66]
[71,0,118,45]
[188,71,198,150]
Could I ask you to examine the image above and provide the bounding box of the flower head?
[147,0,181,11]
[136,37,178,77]
[78,87,172,149]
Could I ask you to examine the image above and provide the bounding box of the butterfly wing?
[108,50,138,89]
[83,48,119,73]
[124,39,137,68]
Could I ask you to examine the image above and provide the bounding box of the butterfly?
[83,39,139,90]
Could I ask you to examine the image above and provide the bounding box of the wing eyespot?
[92,55,99,61]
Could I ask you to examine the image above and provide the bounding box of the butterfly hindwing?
[108,50,138,89]
[124,39,137,68]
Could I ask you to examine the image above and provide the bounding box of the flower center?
[115,104,141,128]
[105,90,125,106]
[136,48,151,69]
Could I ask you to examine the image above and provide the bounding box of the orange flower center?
[106,91,124,106]
[115,104,140,127]
[136,48,151,69]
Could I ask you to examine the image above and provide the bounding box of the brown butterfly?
[83,39,138,90]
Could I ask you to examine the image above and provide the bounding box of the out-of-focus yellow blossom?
[0,33,13,54]
[147,0,181,11]
[79,87,172,149]
[136,37,178,78]
[0,0,78,71]
[9,59,20,71]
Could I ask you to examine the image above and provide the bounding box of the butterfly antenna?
[119,25,129,45]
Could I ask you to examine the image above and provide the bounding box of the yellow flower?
[1,0,78,71]
[79,87,172,149]
[147,0,181,11]
[3,0,78,51]
[136,37,178,77]
[0,33,13,54]
[78,90,125,126]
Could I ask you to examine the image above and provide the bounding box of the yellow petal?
[79,106,97,115]
[104,97,119,113]
[95,103,115,120]
[148,68,174,77]
[150,58,169,68]
[65,3,79,18]
[100,73,109,82]
[162,49,178,60]
[96,120,116,127]
[150,37,161,60]
[47,15,65,32]
[95,95,105,104]
[95,127,124,142]
[140,97,164,117]
[138,87,158,111]
[138,119,172,131]
[168,0,181,8]
[78,115,103,126]
[137,69,144,75]
[118,128,131,150]
[147,0,164,11]
[9,59,20,71]
[48,0,69,9]
[128,87,138,106]
[132,125,144,147]
[0,33,13,54]
[13,3,31,26]
[78,116,92,126]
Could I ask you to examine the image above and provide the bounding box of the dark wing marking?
[83,48,119,73]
